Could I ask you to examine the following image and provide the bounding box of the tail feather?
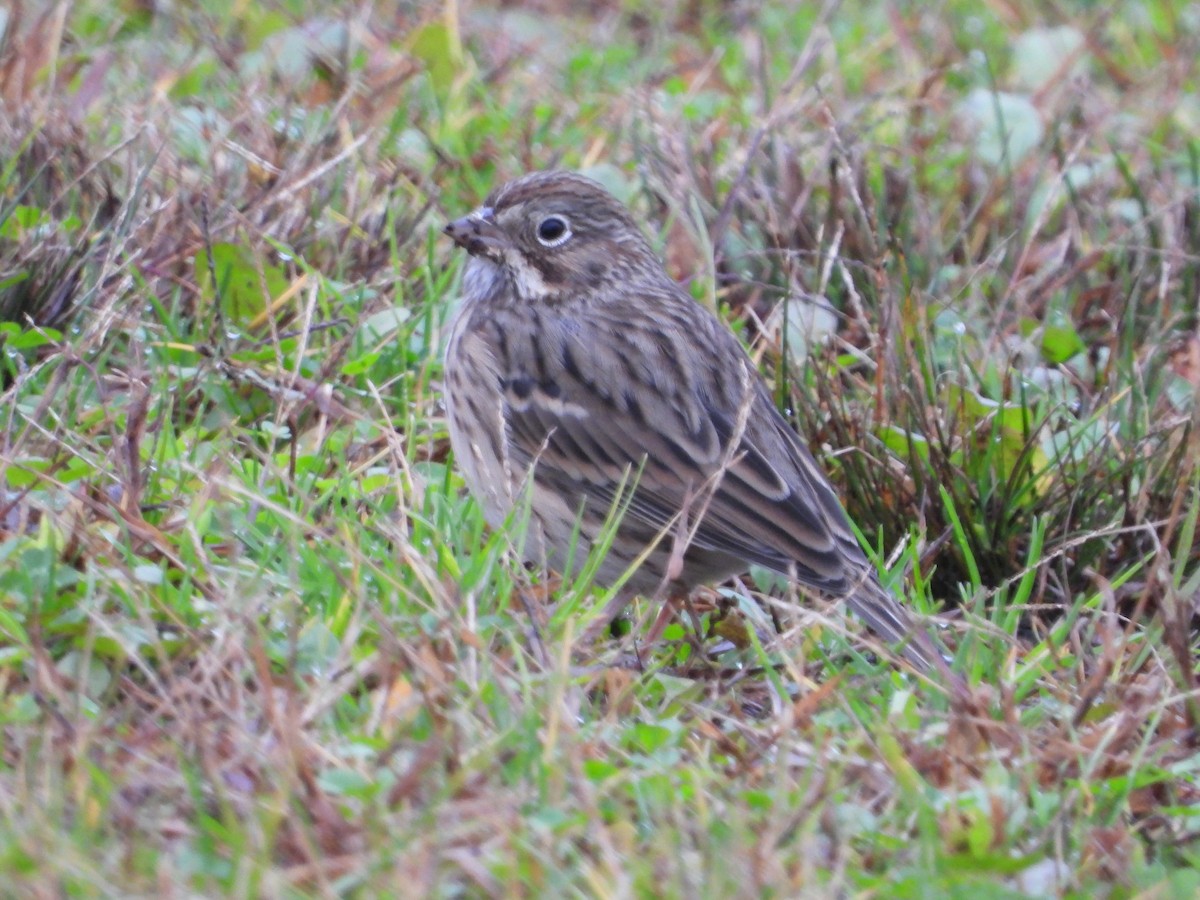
[845,575,966,695]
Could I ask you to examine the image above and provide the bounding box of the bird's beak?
[444,206,506,260]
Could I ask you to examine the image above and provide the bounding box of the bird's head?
[444,170,658,304]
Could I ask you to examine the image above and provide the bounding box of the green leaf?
[358,306,411,342]
[4,458,50,488]
[194,243,290,326]
[959,89,1044,167]
[0,271,30,292]
[5,327,60,350]
[628,722,674,754]
[878,425,930,461]
[1011,26,1086,91]
[317,768,377,798]
[408,21,465,102]
[169,57,219,100]
[582,759,619,781]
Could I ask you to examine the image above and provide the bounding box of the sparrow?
[441,170,954,677]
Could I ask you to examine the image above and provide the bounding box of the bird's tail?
[846,574,965,694]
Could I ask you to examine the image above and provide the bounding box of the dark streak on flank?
[623,389,645,424]
[618,352,643,393]
[507,375,535,400]
[489,317,510,365]
[466,394,506,463]
[650,327,691,394]
[561,341,585,386]
[528,309,548,379]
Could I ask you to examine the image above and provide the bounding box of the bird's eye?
[535,215,571,247]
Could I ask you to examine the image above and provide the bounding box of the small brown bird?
[442,170,951,676]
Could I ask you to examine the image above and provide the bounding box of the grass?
[1,0,1198,895]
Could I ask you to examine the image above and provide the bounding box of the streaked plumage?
[442,170,948,674]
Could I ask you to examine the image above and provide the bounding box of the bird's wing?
[490,293,940,669]
[497,296,863,596]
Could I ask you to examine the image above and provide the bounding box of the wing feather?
[497,289,864,597]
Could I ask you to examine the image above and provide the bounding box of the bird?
[441,169,955,679]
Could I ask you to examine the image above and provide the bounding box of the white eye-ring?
[535,215,572,247]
